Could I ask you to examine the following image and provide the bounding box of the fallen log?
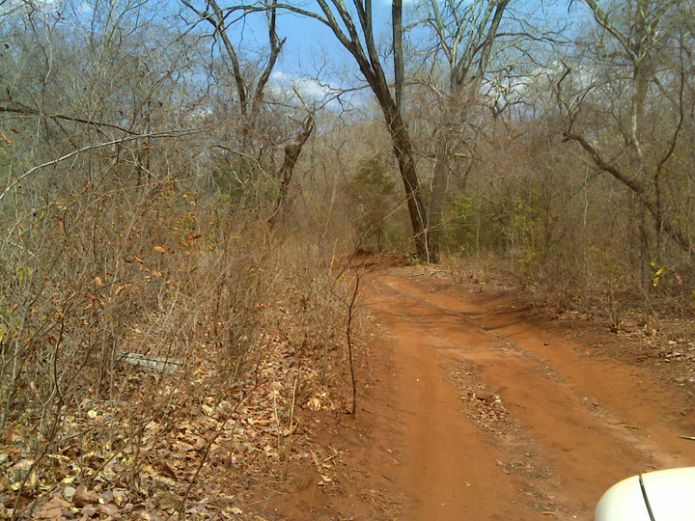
[118,352,182,375]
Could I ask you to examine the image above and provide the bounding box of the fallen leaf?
[73,485,99,507]
[100,490,114,504]
[152,245,166,254]
[63,486,76,500]
[158,492,181,511]
[160,461,178,480]
[96,503,120,517]
[114,284,130,296]
[112,489,127,505]
[305,397,321,411]
[34,496,69,519]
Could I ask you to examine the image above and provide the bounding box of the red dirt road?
[260,268,695,521]
[356,269,695,520]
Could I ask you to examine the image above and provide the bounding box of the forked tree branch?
[562,130,692,254]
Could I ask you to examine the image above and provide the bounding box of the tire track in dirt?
[361,270,695,520]
[363,284,538,520]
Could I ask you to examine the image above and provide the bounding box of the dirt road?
[350,269,695,520]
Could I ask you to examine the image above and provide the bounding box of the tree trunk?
[429,87,468,261]
[268,114,315,227]
[377,92,432,261]
[295,0,434,261]
[428,128,450,262]
[392,0,404,110]
[390,0,431,261]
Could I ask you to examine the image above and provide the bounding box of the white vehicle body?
[595,467,695,521]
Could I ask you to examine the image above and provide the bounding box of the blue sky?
[228,0,573,97]
[5,0,576,107]
[230,4,385,81]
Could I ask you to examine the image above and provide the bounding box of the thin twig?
[0,105,139,135]
[0,128,203,204]
[346,270,361,416]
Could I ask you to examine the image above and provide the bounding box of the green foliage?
[445,182,546,269]
[507,198,545,272]
[346,156,397,251]
[650,260,667,288]
[445,195,477,253]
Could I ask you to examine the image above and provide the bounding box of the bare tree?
[557,0,694,275]
[418,0,512,259]
[182,0,284,149]
[267,112,315,226]
[278,0,433,261]
[182,0,318,218]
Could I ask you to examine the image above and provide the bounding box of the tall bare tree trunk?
[283,0,435,261]
[425,0,510,260]
[390,0,431,261]
[375,87,431,261]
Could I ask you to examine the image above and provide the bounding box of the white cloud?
[269,71,338,103]
[269,70,371,112]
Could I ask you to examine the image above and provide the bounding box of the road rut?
[360,270,695,520]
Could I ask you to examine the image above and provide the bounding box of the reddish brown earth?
[260,267,695,521]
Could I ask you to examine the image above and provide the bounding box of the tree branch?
[0,105,139,135]
[0,129,203,204]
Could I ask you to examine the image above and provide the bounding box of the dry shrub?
[0,173,354,518]
[440,123,694,320]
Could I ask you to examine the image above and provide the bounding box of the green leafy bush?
[346,156,397,252]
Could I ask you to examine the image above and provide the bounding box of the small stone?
[81,504,97,517]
